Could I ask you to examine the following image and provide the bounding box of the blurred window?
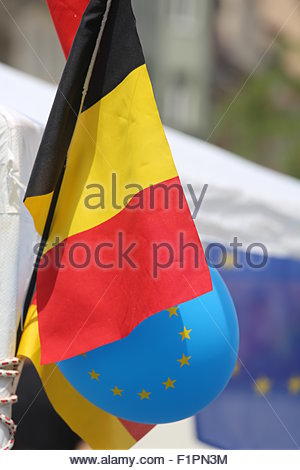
[164,73,197,130]
[169,0,198,19]
[168,0,199,32]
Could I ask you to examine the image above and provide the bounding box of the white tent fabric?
[0,105,42,449]
[170,130,300,258]
[0,63,56,129]
[0,62,300,449]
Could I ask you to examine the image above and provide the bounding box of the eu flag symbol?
[57,268,238,424]
[196,248,300,450]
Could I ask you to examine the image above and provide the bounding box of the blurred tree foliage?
[211,50,300,180]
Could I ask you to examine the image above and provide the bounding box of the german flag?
[24,0,212,365]
[18,295,154,449]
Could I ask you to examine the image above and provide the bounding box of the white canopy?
[0,105,42,449]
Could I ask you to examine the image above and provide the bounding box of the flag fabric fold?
[24,0,212,365]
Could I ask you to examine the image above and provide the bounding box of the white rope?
[0,357,21,450]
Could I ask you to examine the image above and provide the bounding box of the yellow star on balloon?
[179,326,192,341]
[177,353,191,368]
[167,306,179,318]
[88,369,100,381]
[138,389,151,400]
[288,376,300,394]
[111,386,124,397]
[163,377,176,390]
[254,377,272,395]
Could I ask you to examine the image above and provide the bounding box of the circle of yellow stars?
[83,305,193,401]
[84,312,300,401]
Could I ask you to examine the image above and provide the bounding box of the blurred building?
[0,0,64,84]
[1,0,300,146]
[257,0,300,78]
[133,0,214,138]
[0,0,214,138]
[216,0,300,78]
[214,0,300,179]
[216,0,263,73]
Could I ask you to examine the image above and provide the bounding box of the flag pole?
[21,0,113,330]
[21,164,66,329]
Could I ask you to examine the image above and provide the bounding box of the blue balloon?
[58,268,239,424]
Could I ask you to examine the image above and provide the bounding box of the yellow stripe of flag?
[25,65,177,250]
